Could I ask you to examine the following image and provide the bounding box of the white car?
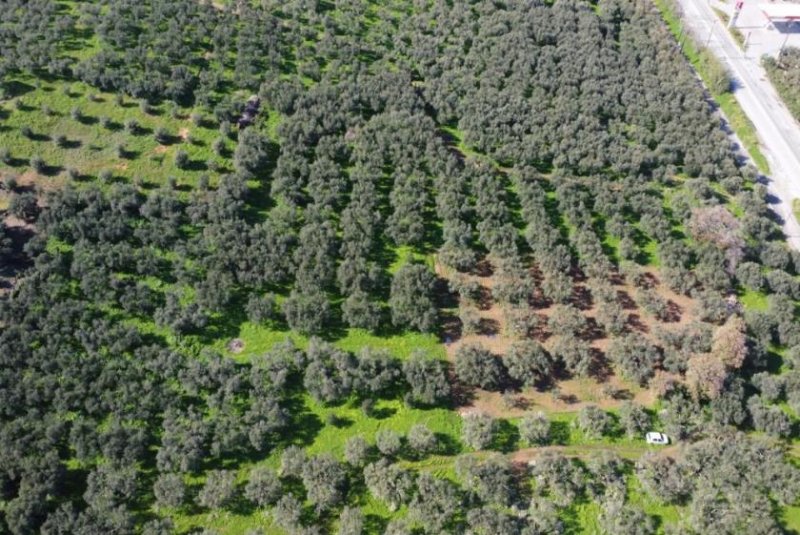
[645,432,669,445]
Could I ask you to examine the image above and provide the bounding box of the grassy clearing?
[739,288,769,310]
[216,321,446,363]
[564,466,684,534]
[653,0,770,174]
[171,394,462,534]
[169,404,678,534]
[303,397,463,458]
[0,77,253,189]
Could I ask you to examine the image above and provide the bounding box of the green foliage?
[389,263,438,332]
[455,343,506,391]
[1,0,799,533]
[461,413,496,450]
[764,48,800,123]
[519,412,551,446]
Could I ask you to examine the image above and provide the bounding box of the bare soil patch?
[438,256,698,415]
[227,338,245,354]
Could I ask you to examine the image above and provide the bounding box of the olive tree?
[519,412,551,445]
[455,344,506,390]
[462,413,496,450]
[575,406,613,439]
[198,470,237,511]
[505,340,553,388]
[389,263,438,332]
[244,467,282,508]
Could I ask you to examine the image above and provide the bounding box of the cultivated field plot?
[2,0,800,534]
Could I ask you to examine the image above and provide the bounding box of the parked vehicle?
[645,432,669,445]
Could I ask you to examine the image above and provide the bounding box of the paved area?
[675,0,800,249]
[718,0,800,58]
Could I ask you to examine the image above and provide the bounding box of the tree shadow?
[1,80,35,98]
[439,311,461,346]
[449,377,477,407]
[370,406,397,420]
[478,318,499,336]
[327,414,353,428]
[119,149,141,160]
[588,348,613,382]
[625,313,649,334]
[227,494,259,517]
[156,134,181,146]
[603,413,625,440]
[77,115,99,126]
[470,258,493,278]
[663,300,683,322]
[41,164,64,177]
[475,285,493,311]
[27,132,51,142]
[241,139,280,223]
[280,395,324,449]
[491,418,520,453]
[105,120,124,132]
[571,284,594,311]
[435,276,459,309]
[0,224,35,281]
[364,514,389,535]
[183,159,208,172]
[4,157,28,168]
[580,317,604,342]
[63,139,82,150]
[14,102,37,112]
[617,289,637,310]
[434,432,463,456]
[549,420,571,445]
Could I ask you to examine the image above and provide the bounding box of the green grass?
[641,239,660,267]
[781,505,800,535]
[0,77,267,189]
[4,2,796,532]
[171,395,462,534]
[169,404,679,534]
[652,0,770,174]
[739,288,769,311]
[793,199,800,226]
[440,126,482,161]
[303,397,462,458]
[626,477,683,533]
[217,322,445,363]
[566,475,683,535]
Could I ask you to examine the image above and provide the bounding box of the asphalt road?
[675,0,800,250]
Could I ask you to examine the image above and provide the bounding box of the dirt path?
[511,443,681,463]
